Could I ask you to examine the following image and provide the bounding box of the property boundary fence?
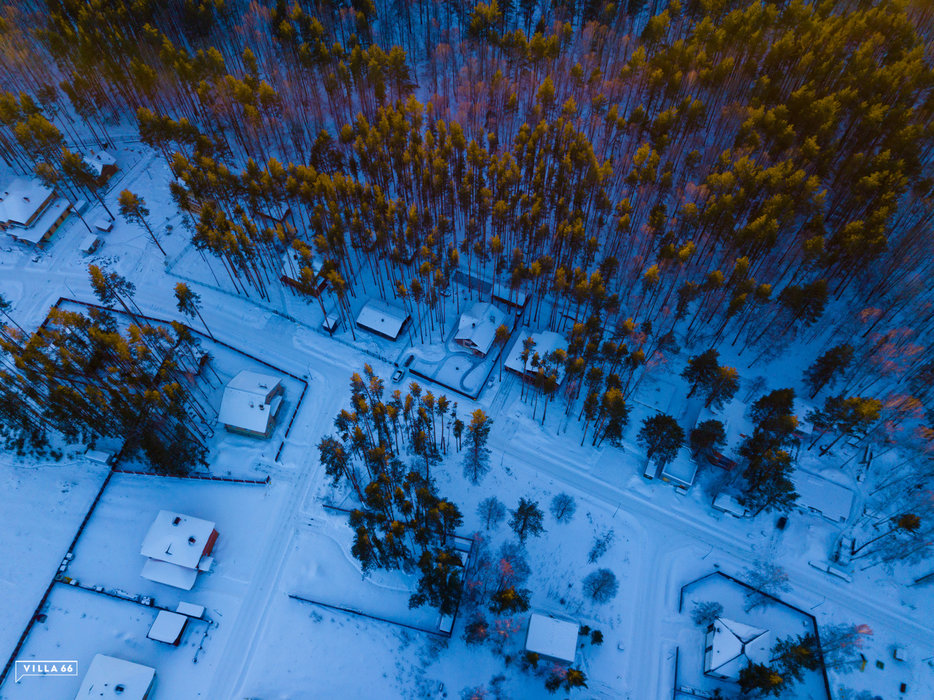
[677,570,832,700]
[111,467,269,485]
[288,594,451,638]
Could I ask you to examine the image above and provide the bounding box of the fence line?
[288,594,450,638]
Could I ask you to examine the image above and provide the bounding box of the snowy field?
[0,456,109,663]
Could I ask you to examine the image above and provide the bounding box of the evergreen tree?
[463,409,493,483]
[803,345,854,399]
[739,662,785,697]
[689,420,726,461]
[118,190,165,255]
[638,413,684,469]
[509,497,544,543]
[173,282,214,340]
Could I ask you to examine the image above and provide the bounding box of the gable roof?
[454,301,506,355]
[356,299,409,339]
[83,150,117,176]
[218,370,283,434]
[705,617,770,679]
[0,178,53,226]
[140,510,215,570]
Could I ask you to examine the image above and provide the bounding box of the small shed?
[524,613,580,664]
[94,217,114,232]
[147,610,188,645]
[713,493,747,517]
[355,299,410,340]
[75,654,155,700]
[218,370,284,438]
[80,234,102,255]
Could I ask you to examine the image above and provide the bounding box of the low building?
[791,469,854,523]
[356,299,410,340]
[454,301,506,355]
[218,370,284,438]
[661,458,698,490]
[0,177,71,245]
[140,510,218,590]
[80,234,102,255]
[503,330,568,382]
[147,610,188,645]
[83,150,118,182]
[703,617,770,681]
[75,654,155,700]
[524,613,579,664]
[712,493,747,517]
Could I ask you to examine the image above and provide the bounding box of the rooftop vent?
[188,536,196,545]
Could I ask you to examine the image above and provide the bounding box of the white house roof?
[140,557,199,590]
[525,613,579,663]
[0,178,52,226]
[503,331,568,380]
[13,197,70,244]
[147,610,188,644]
[140,510,215,570]
[218,370,283,434]
[791,469,854,522]
[705,617,770,680]
[83,150,117,176]
[75,654,154,700]
[454,301,506,355]
[661,457,697,487]
[356,298,409,339]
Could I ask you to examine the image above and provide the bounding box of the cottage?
[80,234,102,255]
[791,468,854,523]
[0,178,71,245]
[218,370,284,438]
[280,249,326,293]
[503,331,568,382]
[703,617,770,681]
[454,302,506,355]
[660,458,698,490]
[524,613,580,664]
[356,299,410,340]
[83,150,118,182]
[139,510,218,590]
[75,654,155,700]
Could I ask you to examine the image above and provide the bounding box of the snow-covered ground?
[1,140,932,699]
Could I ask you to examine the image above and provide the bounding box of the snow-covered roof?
[454,301,506,355]
[75,654,155,700]
[791,469,854,523]
[704,617,770,680]
[141,557,199,590]
[356,298,409,339]
[83,150,117,176]
[140,510,216,570]
[80,234,101,254]
[147,610,188,644]
[0,178,53,226]
[176,601,205,618]
[503,331,568,380]
[712,493,747,517]
[661,458,697,488]
[525,613,579,663]
[218,370,283,434]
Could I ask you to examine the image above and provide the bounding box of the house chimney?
[173,516,181,525]
[188,536,196,545]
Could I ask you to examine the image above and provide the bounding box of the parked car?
[391,368,405,383]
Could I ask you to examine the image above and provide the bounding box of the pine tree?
[689,420,726,461]
[463,409,493,483]
[638,413,684,469]
[118,190,165,255]
[803,345,854,399]
[739,662,785,697]
[173,282,214,340]
[509,497,544,543]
